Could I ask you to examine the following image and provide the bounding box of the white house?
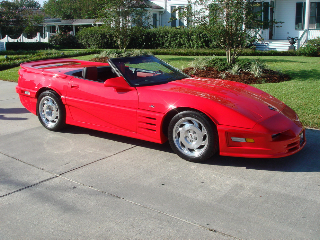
[148,0,320,50]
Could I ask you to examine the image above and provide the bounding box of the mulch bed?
[183,67,291,84]
[91,57,109,63]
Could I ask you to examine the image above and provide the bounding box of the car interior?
[66,66,118,82]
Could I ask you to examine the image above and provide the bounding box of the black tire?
[37,90,66,131]
[168,111,218,162]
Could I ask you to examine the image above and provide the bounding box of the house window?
[263,2,269,29]
[253,2,263,22]
[309,2,320,29]
[153,13,158,28]
[50,26,56,33]
[171,6,177,27]
[247,2,262,29]
[295,2,305,30]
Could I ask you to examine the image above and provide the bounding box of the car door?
[65,76,138,133]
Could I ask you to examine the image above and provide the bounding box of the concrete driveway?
[0,80,319,239]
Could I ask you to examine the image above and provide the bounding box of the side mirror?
[104,76,132,90]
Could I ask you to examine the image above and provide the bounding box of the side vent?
[137,110,165,143]
[138,115,158,132]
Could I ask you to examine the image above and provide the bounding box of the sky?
[37,0,46,7]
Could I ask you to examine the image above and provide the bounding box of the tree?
[0,0,43,38]
[182,0,267,64]
[99,0,150,51]
[15,0,41,8]
[0,1,26,38]
[43,0,103,19]
[24,9,44,38]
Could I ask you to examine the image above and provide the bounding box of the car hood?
[138,77,298,125]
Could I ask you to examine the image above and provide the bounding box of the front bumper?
[217,124,306,159]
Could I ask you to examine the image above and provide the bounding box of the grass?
[0,66,21,82]
[0,53,319,129]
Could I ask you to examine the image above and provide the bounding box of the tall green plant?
[180,0,270,64]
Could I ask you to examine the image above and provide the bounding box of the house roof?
[43,18,103,26]
[146,1,163,10]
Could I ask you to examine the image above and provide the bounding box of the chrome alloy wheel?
[39,96,60,128]
[173,117,209,157]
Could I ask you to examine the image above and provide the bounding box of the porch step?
[255,40,295,51]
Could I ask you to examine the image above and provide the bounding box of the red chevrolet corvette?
[16,55,306,162]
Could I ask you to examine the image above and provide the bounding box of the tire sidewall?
[168,111,217,162]
[37,90,66,131]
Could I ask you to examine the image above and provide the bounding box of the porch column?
[305,0,310,30]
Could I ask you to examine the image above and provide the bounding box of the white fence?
[0,32,49,44]
[297,30,320,49]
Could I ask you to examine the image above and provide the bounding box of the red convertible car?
[16,55,306,162]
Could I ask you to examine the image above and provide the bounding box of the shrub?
[207,58,231,71]
[189,57,212,70]
[228,64,241,75]
[193,57,267,75]
[298,37,320,57]
[49,32,79,49]
[250,60,266,77]
[77,27,116,49]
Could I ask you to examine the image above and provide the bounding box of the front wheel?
[37,91,66,131]
[168,111,218,162]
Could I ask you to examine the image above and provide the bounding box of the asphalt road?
[0,80,319,239]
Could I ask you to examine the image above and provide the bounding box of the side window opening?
[66,66,118,82]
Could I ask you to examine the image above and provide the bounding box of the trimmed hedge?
[77,27,117,49]
[77,26,214,50]
[127,27,214,49]
[6,42,52,51]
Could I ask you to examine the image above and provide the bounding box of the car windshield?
[108,55,189,87]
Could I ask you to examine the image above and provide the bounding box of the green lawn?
[1,54,319,129]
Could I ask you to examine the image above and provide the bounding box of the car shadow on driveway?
[0,108,29,121]
[61,126,320,173]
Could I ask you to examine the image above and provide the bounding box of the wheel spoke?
[173,116,209,158]
[39,96,60,128]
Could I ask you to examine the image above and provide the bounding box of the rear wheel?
[168,111,218,162]
[37,91,66,131]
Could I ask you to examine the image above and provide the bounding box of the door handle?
[70,84,79,89]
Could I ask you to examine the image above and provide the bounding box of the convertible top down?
[16,55,306,162]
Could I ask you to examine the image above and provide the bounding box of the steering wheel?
[154,70,163,75]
